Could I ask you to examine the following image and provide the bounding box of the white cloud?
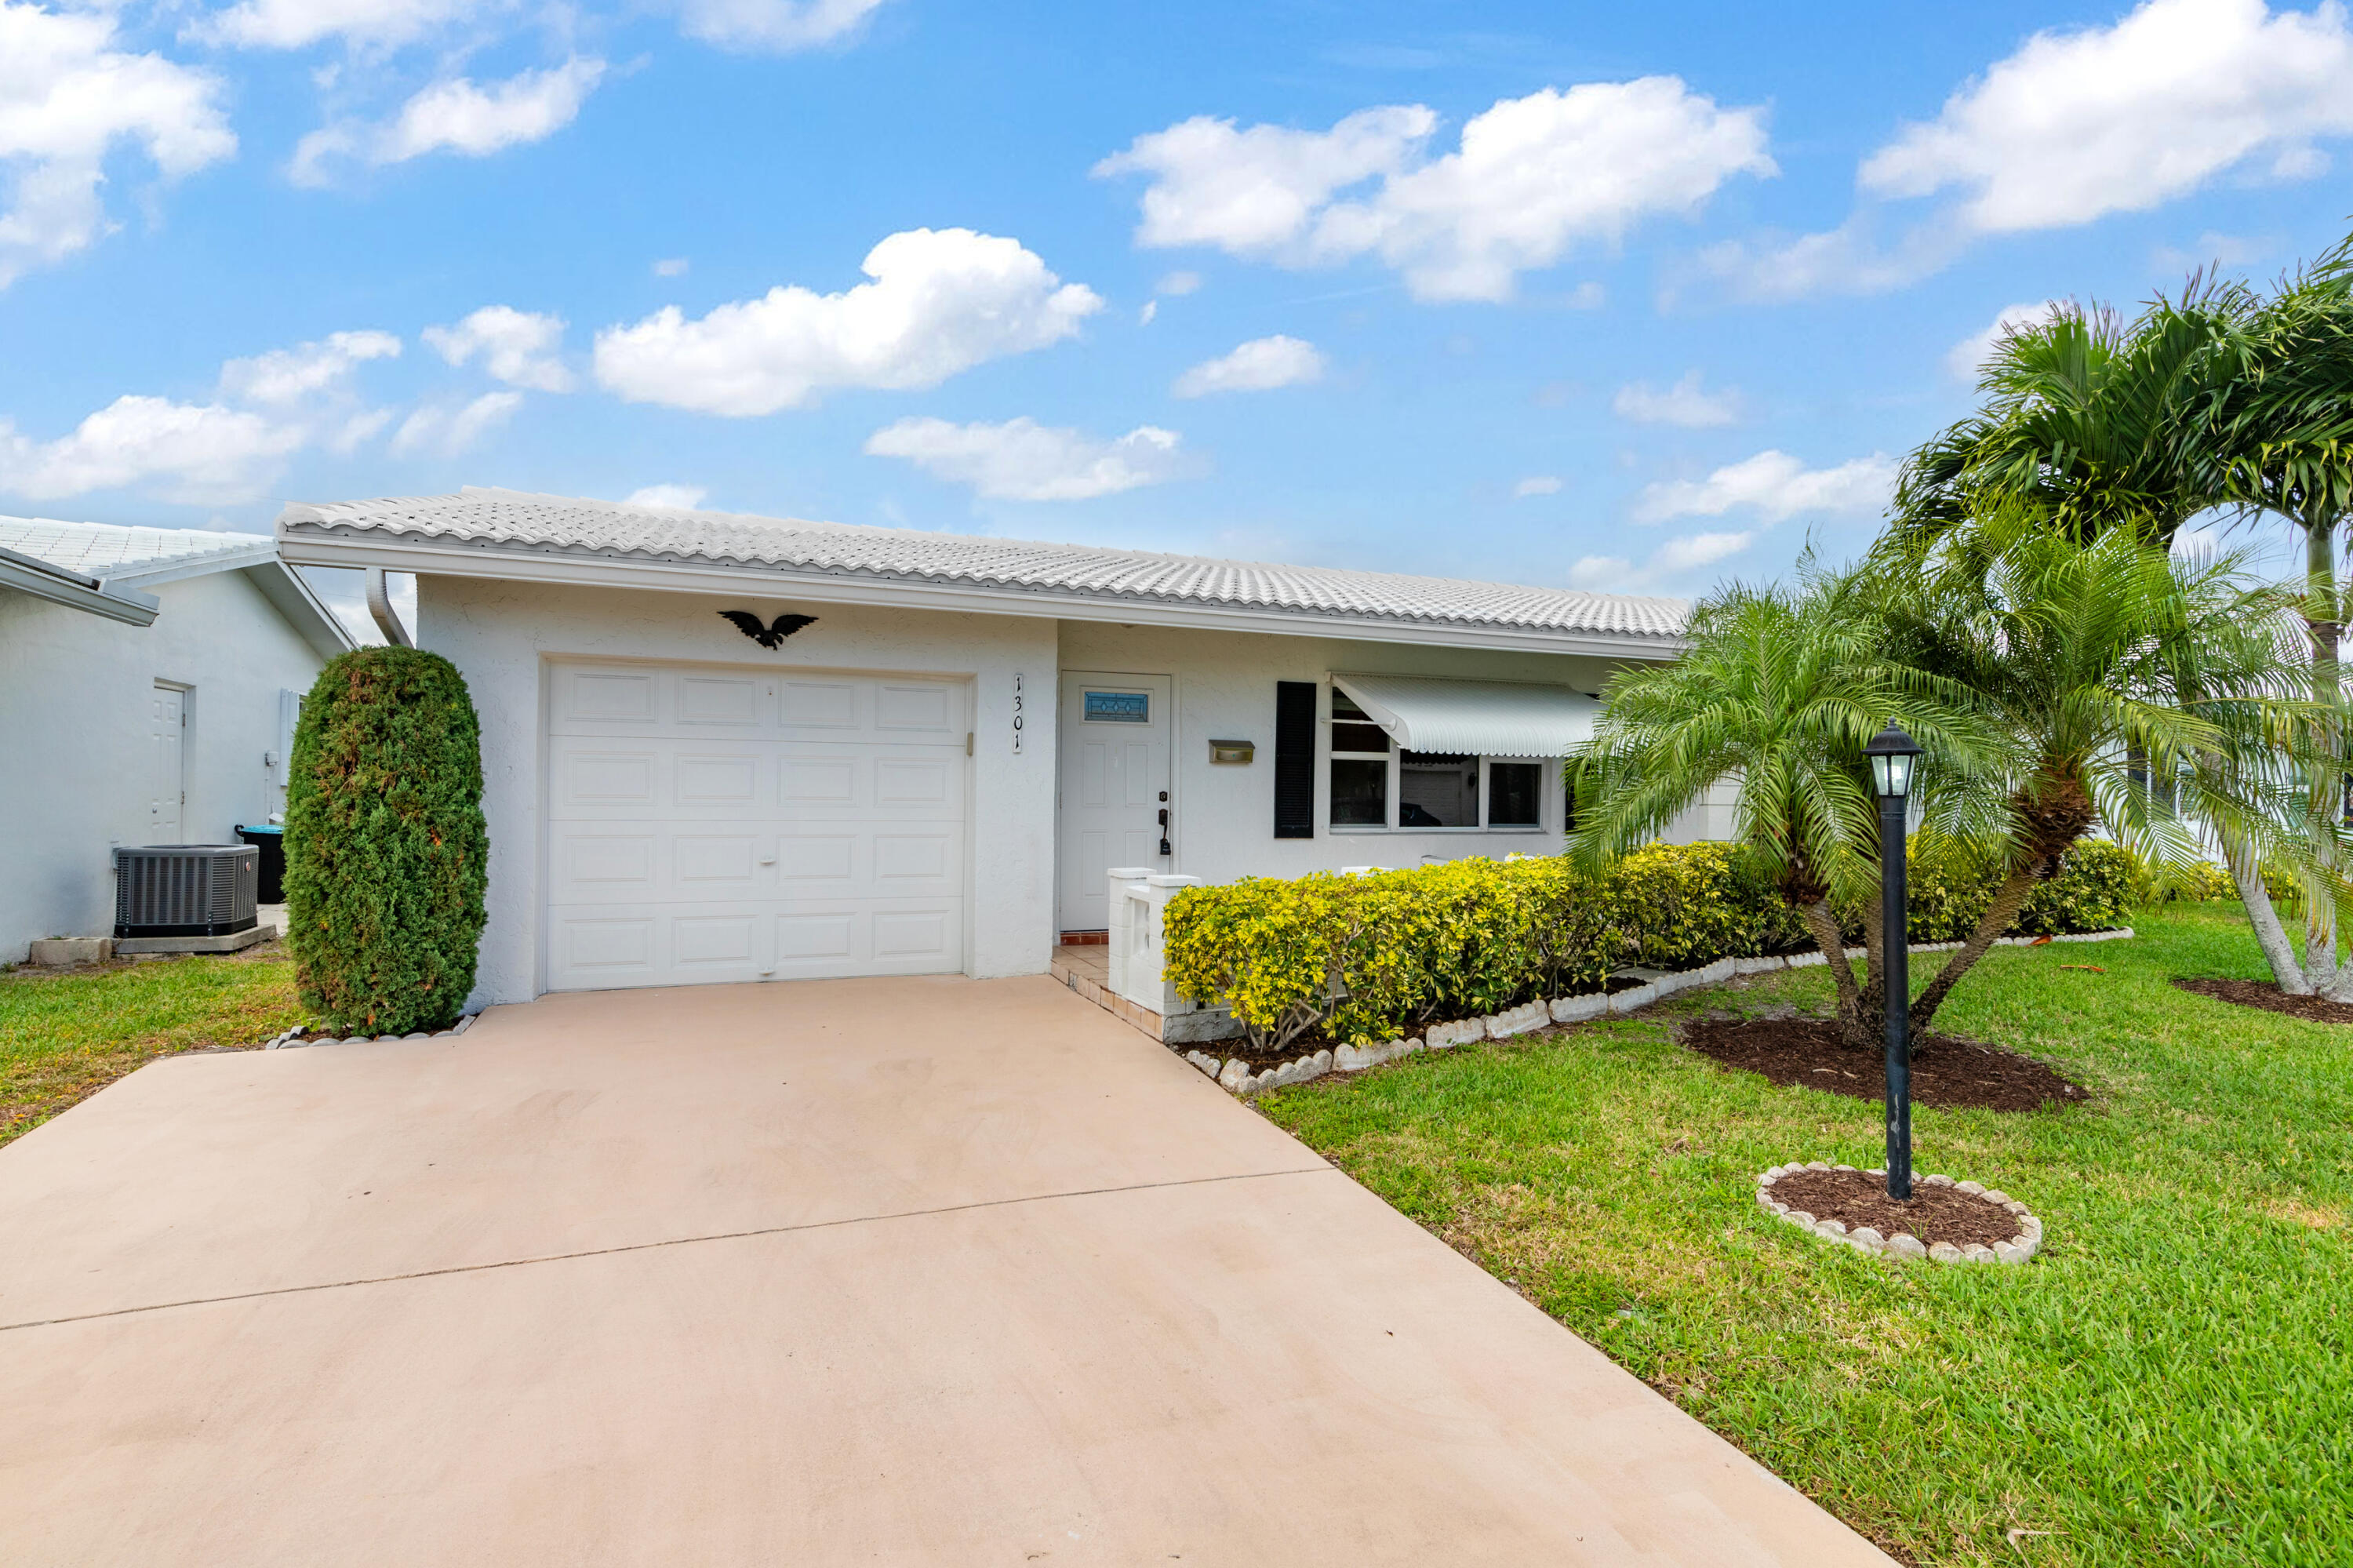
[1096,81,1773,302]
[0,397,303,505]
[391,391,524,456]
[624,483,709,510]
[0,3,235,288]
[1137,299,1158,325]
[1571,529,1755,591]
[1098,106,1435,255]
[1612,369,1741,427]
[195,0,475,49]
[1861,0,2353,236]
[294,58,605,183]
[1634,449,1896,525]
[653,256,690,278]
[218,329,402,406]
[595,227,1103,416]
[1514,475,1562,497]
[674,0,888,51]
[1172,335,1325,397]
[864,417,1187,501]
[0,323,411,505]
[1944,300,2070,382]
[1691,220,1957,303]
[1713,0,2353,302]
[1156,270,1202,296]
[423,305,572,391]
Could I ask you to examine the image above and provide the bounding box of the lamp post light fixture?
[1863,723,1925,1200]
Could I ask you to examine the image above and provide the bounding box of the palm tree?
[1869,508,2314,1029]
[1891,289,2240,550]
[1566,566,1988,1048]
[1893,266,2353,995]
[2207,242,2353,995]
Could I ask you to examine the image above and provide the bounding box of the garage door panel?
[545,660,969,991]
[675,754,760,805]
[556,916,658,978]
[676,675,762,726]
[779,679,860,729]
[779,833,856,884]
[560,750,659,807]
[875,682,957,733]
[557,833,658,894]
[674,835,760,886]
[672,914,760,968]
[558,669,658,726]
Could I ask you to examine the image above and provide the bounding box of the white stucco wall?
[416,576,1061,1007]
[0,569,326,960]
[1053,621,1683,915]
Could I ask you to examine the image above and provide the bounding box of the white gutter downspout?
[365,566,413,648]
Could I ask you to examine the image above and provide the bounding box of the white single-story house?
[278,488,1721,1010]
[1,518,357,962]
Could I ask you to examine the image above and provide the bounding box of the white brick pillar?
[1104,867,1155,998]
[1121,873,1201,1013]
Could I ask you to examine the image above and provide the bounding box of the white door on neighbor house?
[1056,671,1173,933]
[151,683,185,844]
[543,660,972,991]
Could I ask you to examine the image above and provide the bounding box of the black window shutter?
[1274,681,1316,839]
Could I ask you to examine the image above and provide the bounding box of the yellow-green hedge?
[1166,839,2148,1052]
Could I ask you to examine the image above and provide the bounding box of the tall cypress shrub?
[285,647,489,1035]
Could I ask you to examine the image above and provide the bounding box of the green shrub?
[1166,845,1794,1051]
[1168,837,2143,1052]
[285,648,489,1035]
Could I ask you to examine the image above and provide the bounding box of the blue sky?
[4,0,2350,628]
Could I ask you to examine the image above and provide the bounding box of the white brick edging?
[1754,1164,2044,1264]
[1184,927,2135,1101]
[264,1013,475,1050]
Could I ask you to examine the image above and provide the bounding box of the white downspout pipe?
[365,566,413,648]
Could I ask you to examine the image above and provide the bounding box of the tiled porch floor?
[1048,943,1162,1040]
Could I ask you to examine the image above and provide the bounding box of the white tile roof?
[280,488,1689,644]
[0,515,274,583]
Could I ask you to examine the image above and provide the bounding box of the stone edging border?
[263,1014,476,1050]
[1179,928,2133,1098]
[1755,1163,2043,1264]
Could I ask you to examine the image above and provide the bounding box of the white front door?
[151,683,184,843]
[1056,671,1173,933]
[544,660,971,991]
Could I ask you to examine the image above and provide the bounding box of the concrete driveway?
[0,975,1892,1566]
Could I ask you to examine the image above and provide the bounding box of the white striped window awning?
[1329,672,1598,757]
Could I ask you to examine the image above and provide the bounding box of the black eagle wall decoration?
[719,610,820,649]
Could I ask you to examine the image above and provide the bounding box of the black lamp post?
[1863,724,1924,1201]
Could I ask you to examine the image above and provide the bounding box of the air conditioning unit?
[114,845,259,938]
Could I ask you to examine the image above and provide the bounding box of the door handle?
[1157,808,1169,828]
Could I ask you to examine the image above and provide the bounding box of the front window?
[1488,762,1543,828]
[1329,690,1391,825]
[1398,751,1478,827]
[1326,688,1552,834]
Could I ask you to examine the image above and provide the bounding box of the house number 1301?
[1012,671,1024,754]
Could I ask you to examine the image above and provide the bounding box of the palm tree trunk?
[1907,860,2046,1033]
[2224,831,2315,995]
[2304,519,2344,995]
[1796,897,1871,1047]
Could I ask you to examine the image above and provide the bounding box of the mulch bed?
[2173,976,2353,1025]
[1769,1168,2024,1250]
[1680,1014,2089,1112]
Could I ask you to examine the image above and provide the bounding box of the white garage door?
[544,660,969,991]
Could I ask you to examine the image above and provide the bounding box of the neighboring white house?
[278,487,1723,1009]
[0,518,356,962]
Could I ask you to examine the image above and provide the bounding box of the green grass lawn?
[1259,902,2352,1568]
[0,948,302,1147]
